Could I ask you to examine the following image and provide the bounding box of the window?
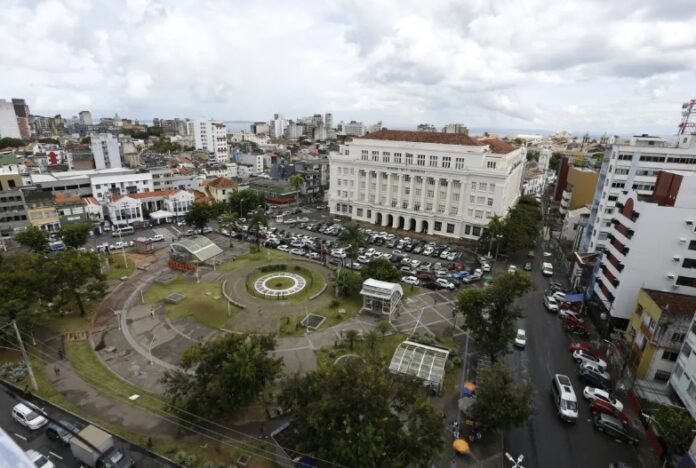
[477,196,486,204]
[415,189,421,197]
[427,191,434,199]
[682,341,692,357]
[467,209,473,217]
[356,208,363,217]
[471,182,477,190]
[382,152,390,163]
[465,225,471,235]
[426,203,433,210]
[449,207,458,215]
[442,156,451,168]
[417,154,425,166]
[472,226,482,236]
[688,381,696,400]
[475,210,483,219]
[438,205,445,213]
[429,155,438,167]
[640,155,666,162]
[469,195,476,204]
[394,152,402,164]
[675,363,685,379]
[361,150,368,160]
[406,153,413,165]
[611,182,625,189]
[446,223,455,233]
[487,198,494,206]
[618,153,633,161]
[452,193,460,202]
[654,370,671,383]
[434,221,442,231]
[676,276,696,287]
[672,331,687,343]
[372,151,379,161]
[489,183,495,192]
[614,169,629,175]
[479,183,488,191]
[428,178,435,185]
[662,351,679,362]
[487,161,497,169]
[486,211,493,218]
[455,158,465,169]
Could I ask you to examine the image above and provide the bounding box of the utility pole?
[13,321,38,392]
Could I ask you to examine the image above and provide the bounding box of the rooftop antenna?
[678,99,696,135]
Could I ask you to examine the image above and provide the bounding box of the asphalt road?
[0,384,176,467]
[502,242,640,468]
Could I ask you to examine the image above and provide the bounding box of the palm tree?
[365,330,379,352]
[218,212,238,247]
[247,210,269,244]
[484,215,505,256]
[338,222,365,262]
[344,329,359,350]
[376,320,391,339]
[288,174,304,206]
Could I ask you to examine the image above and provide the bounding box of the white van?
[551,374,578,422]
[542,262,554,277]
[112,226,134,237]
[12,402,48,430]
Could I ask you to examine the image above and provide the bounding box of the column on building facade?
[408,175,416,210]
[433,178,442,213]
[397,174,404,214]
[419,177,427,210]
[364,170,371,204]
[444,178,454,214]
[386,173,393,208]
[375,170,382,206]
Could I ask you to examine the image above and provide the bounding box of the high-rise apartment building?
[270,113,287,139]
[79,110,93,125]
[193,119,229,164]
[442,123,469,135]
[90,133,122,170]
[344,121,365,137]
[583,133,696,252]
[328,130,524,239]
[325,113,333,130]
[12,98,31,140]
[0,99,21,139]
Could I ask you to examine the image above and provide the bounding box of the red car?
[590,399,629,424]
[569,343,601,358]
[563,315,584,327]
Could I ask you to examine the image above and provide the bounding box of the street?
[503,241,641,468]
[0,384,176,467]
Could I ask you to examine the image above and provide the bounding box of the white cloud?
[0,0,695,133]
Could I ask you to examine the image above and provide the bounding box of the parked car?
[423,246,434,256]
[560,309,583,322]
[308,252,321,260]
[577,366,610,391]
[590,399,629,425]
[481,262,491,273]
[583,387,624,412]
[574,350,608,369]
[544,295,559,312]
[462,272,482,283]
[422,281,441,290]
[46,420,81,446]
[277,245,290,252]
[149,234,164,242]
[514,329,527,348]
[524,262,532,271]
[508,265,518,273]
[578,361,611,381]
[593,413,639,445]
[569,342,601,358]
[402,276,420,286]
[24,449,54,468]
[564,321,590,338]
[12,402,47,430]
[435,278,455,290]
[290,248,305,256]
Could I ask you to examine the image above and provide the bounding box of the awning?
[150,210,175,220]
[565,293,584,303]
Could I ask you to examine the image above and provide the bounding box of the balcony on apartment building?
[607,233,630,257]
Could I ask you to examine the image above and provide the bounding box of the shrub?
[294,265,302,272]
[329,299,340,308]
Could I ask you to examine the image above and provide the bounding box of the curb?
[221,279,248,309]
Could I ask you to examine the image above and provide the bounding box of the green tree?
[288,174,304,205]
[228,189,263,218]
[652,405,696,455]
[61,223,92,249]
[80,136,91,145]
[365,329,379,351]
[279,360,443,467]
[344,329,359,350]
[218,213,238,247]
[335,269,362,297]
[376,320,391,339]
[361,257,400,282]
[247,210,268,242]
[15,227,49,253]
[337,222,365,261]
[501,198,541,253]
[457,271,533,360]
[184,203,211,230]
[50,250,107,317]
[0,137,25,149]
[549,152,563,172]
[478,214,505,255]
[0,253,55,329]
[526,149,539,161]
[160,333,281,419]
[471,362,534,432]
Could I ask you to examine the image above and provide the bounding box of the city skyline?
[2,0,696,134]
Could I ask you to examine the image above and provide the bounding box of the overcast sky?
[2,0,696,134]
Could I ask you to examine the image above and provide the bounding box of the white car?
[439,250,450,259]
[508,265,518,273]
[573,350,608,369]
[25,449,55,468]
[553,291,567,302]
[423,246,434,256]
[290,248,305,256]
[365,248,376,257]
[560,309,584,322]
[277,245,290,252]
[435,278,455,290]
[12,403,48,430]
[308,252,321,260]
[583,386,624,413]
[446,252,457,261]
[514,329,527,348]
[411,259,422,268]
[435,269,450,278]
[149,234,164,242]
[402,276,420,286]
[544,295,559,312]
[356,255,369,264]
[331,250,347,259]
[481,263,491,273]
[578,361,611,381]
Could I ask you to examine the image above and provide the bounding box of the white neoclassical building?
[328,130,525,239]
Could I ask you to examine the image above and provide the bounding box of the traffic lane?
[0,386,176,467]
[504,268,639,468]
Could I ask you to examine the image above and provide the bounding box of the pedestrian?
[150,308,155,319]
[54,366,60,376]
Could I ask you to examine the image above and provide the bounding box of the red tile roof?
[478,137,516,154]
[205,177,237,189]
[109,189,181,202]
[644,289,696,316]
[359,129,482,146]
[53,193,82,204]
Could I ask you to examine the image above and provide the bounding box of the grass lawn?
[315,332,407,368]
[217,249,291,272]
[105,254,136,281]
[45,313,91,334]
[277,295,363,336]
[143,276,237,329]
[13,348,272,467]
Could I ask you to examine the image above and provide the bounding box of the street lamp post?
[494,234,504,264]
